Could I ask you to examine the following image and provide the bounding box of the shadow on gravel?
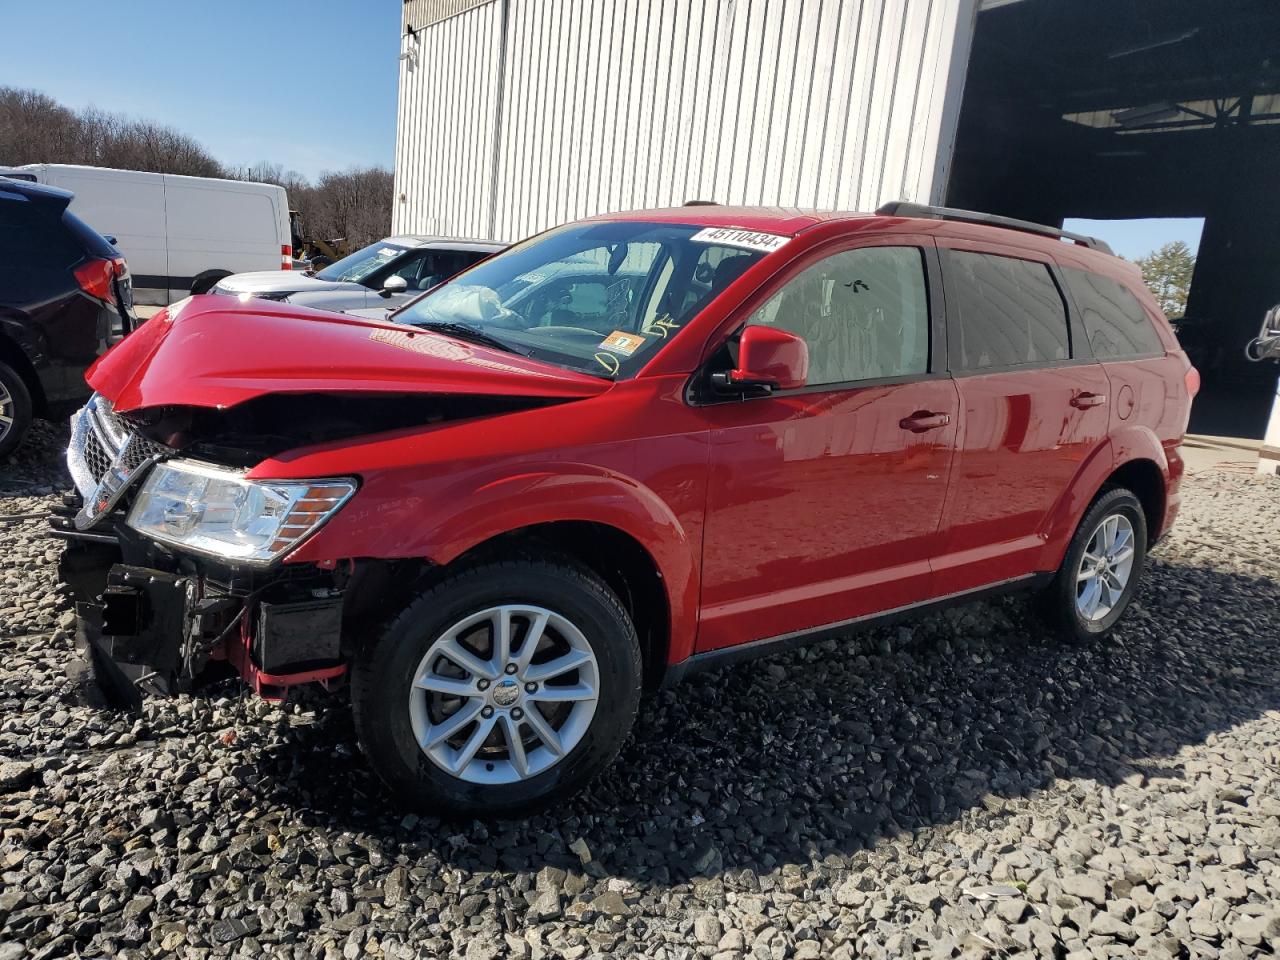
[249,550,1280,885]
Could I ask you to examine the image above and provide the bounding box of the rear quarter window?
[943,250,1070,371]
[0,195,85,269]
[1061,267,1165,359]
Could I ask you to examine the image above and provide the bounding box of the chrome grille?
[67,395,173,529]
[82,427,113,483]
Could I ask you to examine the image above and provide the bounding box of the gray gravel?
[2,422,1279,959]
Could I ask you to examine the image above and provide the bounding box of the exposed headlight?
[126,460,356,564]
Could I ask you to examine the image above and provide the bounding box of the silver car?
[213,236,505,313]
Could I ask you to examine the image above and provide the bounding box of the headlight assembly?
[126,460,356,564]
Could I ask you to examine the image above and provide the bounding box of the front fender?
[290,462,701,664]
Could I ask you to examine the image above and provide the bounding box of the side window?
[744,246,930,386]
[943,250,1070,370]
[1061,267,1165,359]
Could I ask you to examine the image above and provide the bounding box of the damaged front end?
[53,395,366,707]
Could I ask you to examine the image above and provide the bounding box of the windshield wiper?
[415,321,529,356]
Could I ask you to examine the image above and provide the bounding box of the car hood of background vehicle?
[87,295,611,414]
[215,271,355,295]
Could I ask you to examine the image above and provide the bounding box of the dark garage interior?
[948,0,1280,439]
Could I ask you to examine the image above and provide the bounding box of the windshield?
[392,221,770,378]
[316,241,410,283]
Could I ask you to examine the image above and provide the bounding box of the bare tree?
[1,86,394,243]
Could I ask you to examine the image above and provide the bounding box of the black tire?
[190,271,230,295]
[1039,487,1148,643]
[0,361,34,460]
[352,559,642,818]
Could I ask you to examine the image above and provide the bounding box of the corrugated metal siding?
[392,1,503,236]
[403,0,496,30]
[396,0,978,241]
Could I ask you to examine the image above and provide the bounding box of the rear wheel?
[190,270,231,295]
[1040,487,1148,643]
[0,361,33,459]
[352,559,642,818]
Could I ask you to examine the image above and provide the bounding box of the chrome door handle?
[899,411,951,432]
[1071,392,1108,409]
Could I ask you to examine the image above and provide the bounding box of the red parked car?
[56,203,1197,817]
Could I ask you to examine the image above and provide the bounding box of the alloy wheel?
[1075,512,1136,622]
[408,604,599,784]
[0,380,13,444]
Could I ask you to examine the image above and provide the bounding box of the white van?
[18,164,291,305]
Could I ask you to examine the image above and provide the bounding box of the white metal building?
[394,0,1280,442]
[393,0,978,242]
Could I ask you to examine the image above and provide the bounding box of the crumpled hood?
[214,271,353,296]
[87,295,610,413]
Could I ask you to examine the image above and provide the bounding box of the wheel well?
[1105,458,1165,545]
[0,333,46,416]
[450,522,671,691]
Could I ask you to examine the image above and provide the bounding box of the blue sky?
[1,0,400,181]
[1063,217,1205,261]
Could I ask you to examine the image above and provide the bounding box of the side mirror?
[381,275,409,296]
[712,325,809,393]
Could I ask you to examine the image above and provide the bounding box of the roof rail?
[875,201,1113,255]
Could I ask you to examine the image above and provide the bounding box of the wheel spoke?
[449,715,497,774]
[492,607,513,672]
[500,714,529,778]
[515,610,550,673]
[421,700,483,749]
[524,648,593,684]
[529,682,596,704]
[1079,578,1102,618]
[415,674,478,697]
[1110,546,1134,566]
[437,638,500,680]
[1077,564,1098,582]
[523,705,564,757]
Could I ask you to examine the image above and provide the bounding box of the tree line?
[0,86,393,249]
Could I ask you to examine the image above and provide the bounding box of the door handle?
[1071,392,1108,409]
[899,411,952,432]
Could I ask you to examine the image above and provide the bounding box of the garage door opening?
[947,0,1280,439]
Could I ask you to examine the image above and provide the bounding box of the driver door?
[696,240,959,652]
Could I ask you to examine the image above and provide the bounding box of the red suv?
[57,203,1197,817]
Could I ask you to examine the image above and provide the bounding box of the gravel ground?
[2,421,1279,960]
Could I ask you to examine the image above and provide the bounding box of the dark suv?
[0,178,136,457]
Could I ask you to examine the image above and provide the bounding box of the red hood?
[88,296,610,413]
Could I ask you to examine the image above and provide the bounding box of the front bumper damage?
[55,523,348,708]
[53,398,350,707]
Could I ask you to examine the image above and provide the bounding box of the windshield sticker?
[377,247,400,257]
[690,227,790,254]
[598,331,647,356]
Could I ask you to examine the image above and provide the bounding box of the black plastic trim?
[662,572,1053,686]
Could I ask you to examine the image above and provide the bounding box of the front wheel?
[1039,487,1148,643]
[352,560,642,818]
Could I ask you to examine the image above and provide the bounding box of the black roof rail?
[875,201,1113,255]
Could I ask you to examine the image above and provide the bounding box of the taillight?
[281,244,292,270]
[74,256,128,304]
[74,259,116,304]
[1185,365,1201,399]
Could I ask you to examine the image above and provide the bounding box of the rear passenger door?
[933,244,1111,595]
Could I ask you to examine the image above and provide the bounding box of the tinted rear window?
[63,210,118,259]
[943,250,1070,371]
[0,194,85,269]
[1062,267,1165,359]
